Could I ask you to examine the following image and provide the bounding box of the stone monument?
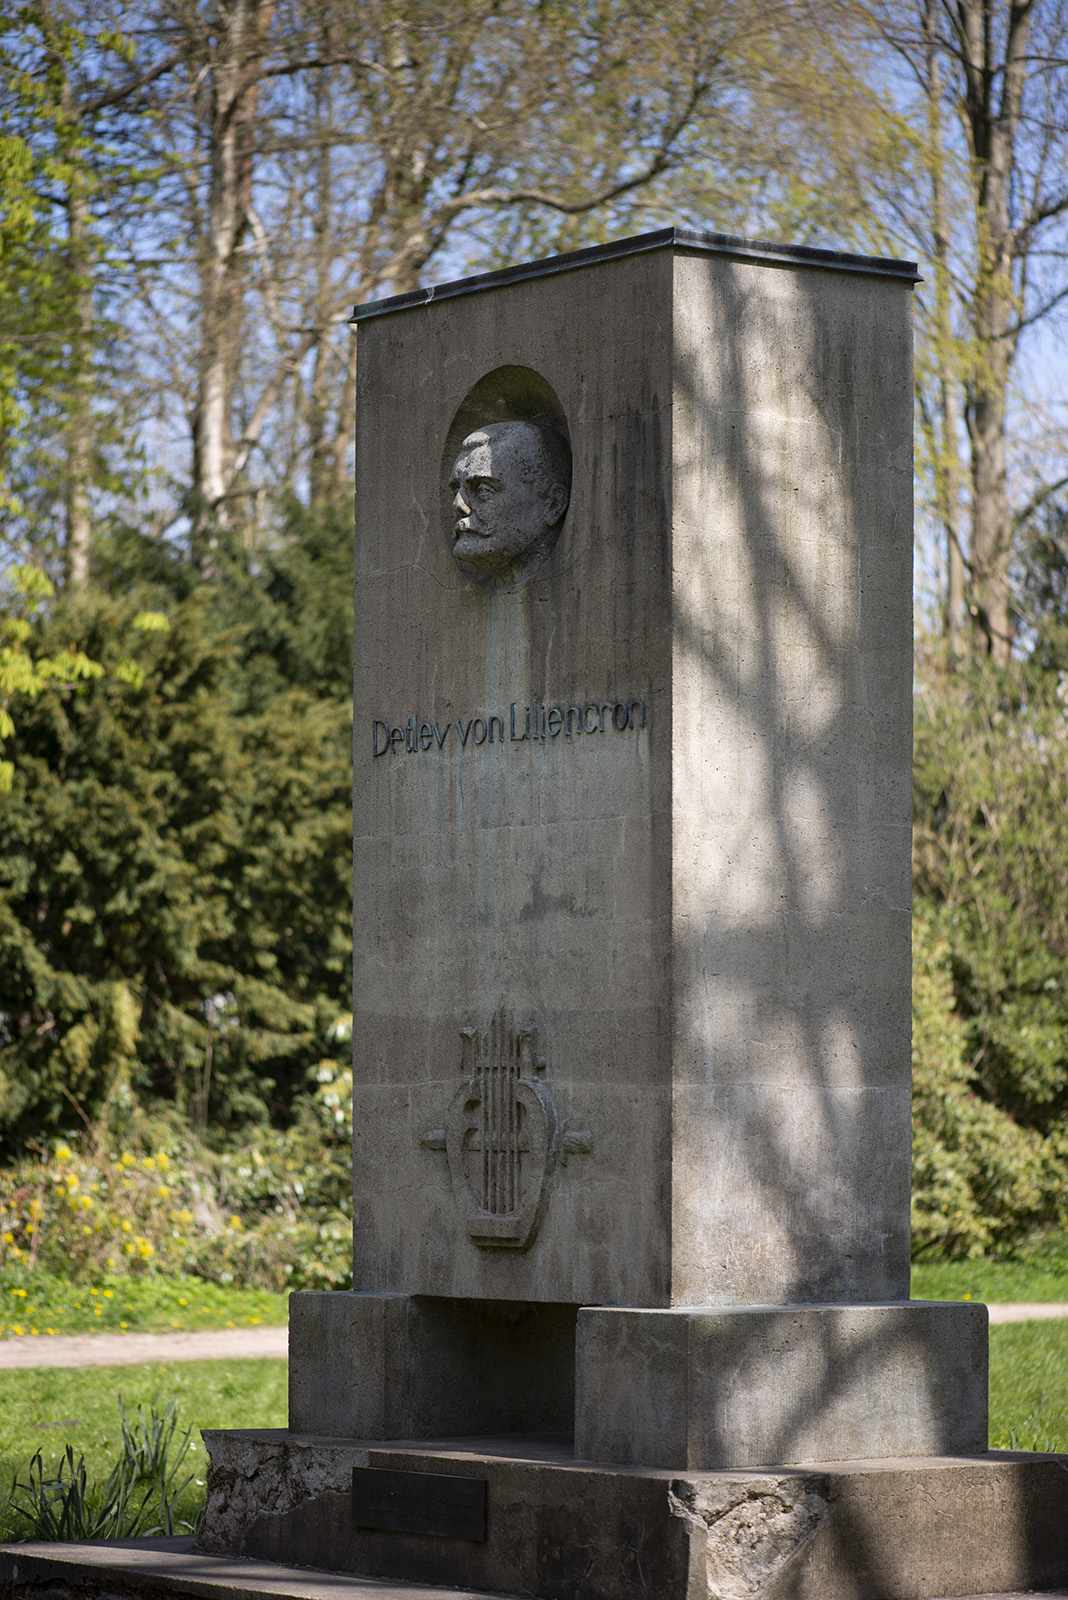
[194,229,1068,1600]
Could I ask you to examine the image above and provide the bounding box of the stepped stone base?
[290,1293,988,1467]
[193,1430,1068,1600]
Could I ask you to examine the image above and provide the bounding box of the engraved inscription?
[372,696,647,756]
[352,1466,488,1542]
[421,1013,592,1250]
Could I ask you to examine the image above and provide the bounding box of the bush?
[911,651,1068,1257]
[911,910,1063,1258]
[0,506,353,1149]
[0,1052,352,1291]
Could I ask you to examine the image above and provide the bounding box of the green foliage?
[911,908,1062,1258]
[6,1399,195,1542]
[0,12,72,524]
[0,7,152,562]
[912,653,1068,1256]
[0,563,103,789]
[0,514,352,1144]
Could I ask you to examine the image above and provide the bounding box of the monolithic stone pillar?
[351,230,915,1308]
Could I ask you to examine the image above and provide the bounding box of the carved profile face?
[448,420,570,587]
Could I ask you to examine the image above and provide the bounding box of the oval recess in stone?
[441,366,572,590]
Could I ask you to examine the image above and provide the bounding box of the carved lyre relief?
[421,1012,592,1250]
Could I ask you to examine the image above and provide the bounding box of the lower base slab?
[196,1430,1068,1600]
[1,1542,1065,1600]
[0,1537,515,1600]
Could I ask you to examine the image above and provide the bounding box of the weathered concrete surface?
[195,1430,1068,1600]
[2,1542,1067,1600]
[352,233,915,1313]
[288,1292,573,1439]
[575,1300,989,1468]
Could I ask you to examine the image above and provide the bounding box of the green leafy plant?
[912,653,1068,1257]
[6,1399,195,1541]
[911,908,1062,1258]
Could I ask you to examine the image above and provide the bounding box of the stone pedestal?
[190,228,1058,1599]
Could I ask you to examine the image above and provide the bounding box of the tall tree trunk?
[956,0,1030,664]
[52,59,94,589]
[307,82,333,512]
[945,380,966,651]
[191,0,272,553]
[332,340,356,493]
[969,346,1012,659]
[926,0,966,651]
[64,175,93,588]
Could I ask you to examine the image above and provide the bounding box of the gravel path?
[0,1305,1065,1369]
[0,1324,288,1369]
[986,1301,1068,1324]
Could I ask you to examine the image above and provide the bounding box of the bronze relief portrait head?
[442,368,572,590]
[448,418,571,588]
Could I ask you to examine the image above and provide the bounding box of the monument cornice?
[349,225,921,324]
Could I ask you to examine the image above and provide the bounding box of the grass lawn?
[989,1319,1068,1451]
[0,1357,287,1541]
[0,1268,287,1340]
[911,1255,1068,1304]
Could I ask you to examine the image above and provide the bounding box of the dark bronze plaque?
[352,1466,488,1542]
